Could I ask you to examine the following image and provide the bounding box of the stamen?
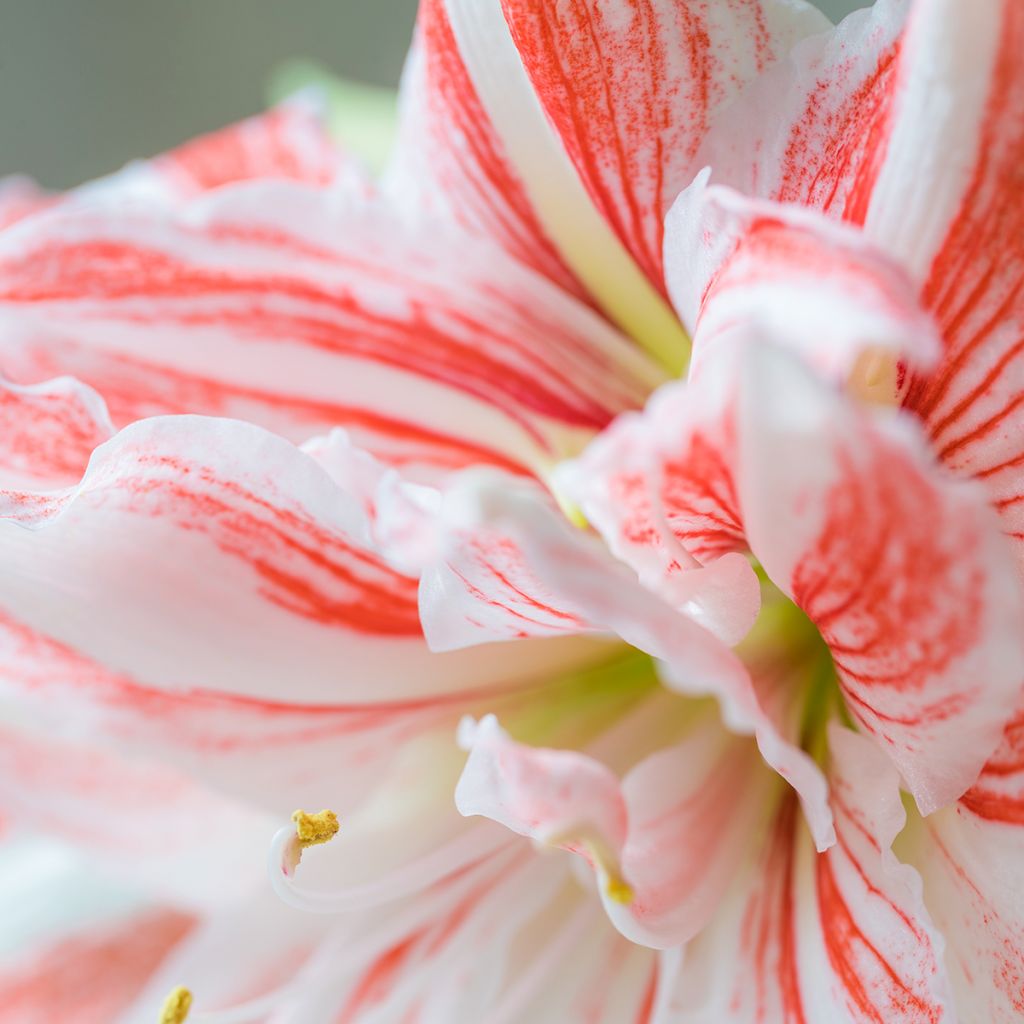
[292,808,340,849]
[267,812,511,914]
[158,986,192,1024]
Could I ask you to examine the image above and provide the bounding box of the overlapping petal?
[661,726,953,1023]
[740,347,1024,813]
[420,468,833,849]
[497,0,828,294]
[0,182,660,475]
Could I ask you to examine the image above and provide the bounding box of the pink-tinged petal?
[887,1,1024,572]
[147,95,346,195]
[390,0,583,297]
[665,174,941,386]
[0,182,661,473]
[664,725,953,1023]
[0,721,274,906]
[0,375,114,488]
[900,698,1024,1023]
[739,346,1024,813]
[457,706,771,950]
[424,469,833,849]
[0,416,594,705]
[498,0,828,294]
[0,906,193,1024]
[695,0,907,223]
[0,176,54,230]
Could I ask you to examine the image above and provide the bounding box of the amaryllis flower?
[0,0,1022,1021]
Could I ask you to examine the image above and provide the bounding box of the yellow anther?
[292,808,339,849]
[158,986,192,1024]
[604,875,635,906]
[552,487,589,530]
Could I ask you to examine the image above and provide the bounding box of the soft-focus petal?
[0,416,592,706]
[662,725,953,1023]
[0,180,661,474]
[739,347,1024,812]
[0,375,114,488]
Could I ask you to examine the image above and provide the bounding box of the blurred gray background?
[1,0,866,188]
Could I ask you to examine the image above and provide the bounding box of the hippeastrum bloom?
[0,0,1022,1021]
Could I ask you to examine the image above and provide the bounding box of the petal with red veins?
[663,725,953,1023]
[664,174,941,385]
[0,183,661,473]
[0,175,54,229]
[0,375,114,488]
[0,416,594,706]
[147,95,347,195]
[426,0,689,368]
[389,0,583,297]
[456,705,771,950]
[557,373,757,631]
[739,346,1024,813]
[694,0,908,223]
[497,0,828,294]
[423,469,833,849]
[883,1,1024,573]
[902,701,1024,1023]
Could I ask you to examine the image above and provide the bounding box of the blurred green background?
[0,0,867,188]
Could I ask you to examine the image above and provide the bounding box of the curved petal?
[665,174,941,387]
[456,705,772,950]
[0,416,594,706]
[694,0,907,222]
[739,346,1024,813]
[422,468,833,849]
[662,725,953,1023]
[0,375,114,488]
[389,0,584,297]
[426,0,689,369]
[888,0,1024,574]
[0,175,53,230]
[0,180,662,475]
[498,0,828,293]
[904,701,1024,1023]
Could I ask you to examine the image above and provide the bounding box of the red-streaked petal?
[665,174,941,384]
[0,375,114,488]
[664,725,953,1023]
[148,96,346,195]
[557,372,756,629]
[417,0,689,368]
[498,0,828,293]
[423,468,833,850]
[739,346,1024,813]
[0,416,592,705]
[889,1,1024,573]
[390,0,583,297]
[907,702,1024,1023]
[0,182,661,473]
[694,0,907,223]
